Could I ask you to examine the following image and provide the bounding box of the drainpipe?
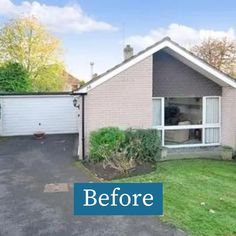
[81,94,85,160]
[71,92,87,160]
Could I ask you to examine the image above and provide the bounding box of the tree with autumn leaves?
[0,17,66,92]
[1,17,236,92]
[192,37,236,78]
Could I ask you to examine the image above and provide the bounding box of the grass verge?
[116,159,236,236]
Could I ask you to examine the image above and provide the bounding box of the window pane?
[205,128,220,143]
[153,99,162,126]
[165,129,202,145]
[165,98,202,126]
[205,97,219,124]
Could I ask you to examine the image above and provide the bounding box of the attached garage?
[0,93,78,136]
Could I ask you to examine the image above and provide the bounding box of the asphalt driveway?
[0,134,186,236]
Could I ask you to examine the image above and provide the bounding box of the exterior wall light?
[73,97,80,109]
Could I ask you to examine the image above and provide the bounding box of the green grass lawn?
[117,159,236,236]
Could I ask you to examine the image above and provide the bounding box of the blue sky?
[1,0,236,80]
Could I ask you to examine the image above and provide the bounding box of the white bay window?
[152,96,221,147]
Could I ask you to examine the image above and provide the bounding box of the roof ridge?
[78,37,171,90]
[78,36,236,92]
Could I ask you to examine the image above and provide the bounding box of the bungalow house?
[75,37,236,160]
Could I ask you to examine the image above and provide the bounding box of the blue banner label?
[74,183,163,215]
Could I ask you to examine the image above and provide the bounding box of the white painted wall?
[0,95,78,136]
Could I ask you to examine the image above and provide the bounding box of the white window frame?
[152,96,221,148]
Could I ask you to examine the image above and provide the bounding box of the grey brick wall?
[153,51,222,97]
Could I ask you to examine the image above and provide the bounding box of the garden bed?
[83,161,156,180]
[86,127,161,180]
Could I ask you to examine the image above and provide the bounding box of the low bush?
[124,129,161,163]
[103,147,136,174]
[89,127,161,166]
[89,127,125,162]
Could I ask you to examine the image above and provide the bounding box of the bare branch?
[191,37,236,78]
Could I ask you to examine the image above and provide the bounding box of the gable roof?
[78,37,236,93]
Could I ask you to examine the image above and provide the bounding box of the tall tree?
[0,17,66,91]
[0,62,31,92]
[192,37,236,77]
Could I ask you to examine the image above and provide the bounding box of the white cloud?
[126,23,235,50]
[0,0,117,33]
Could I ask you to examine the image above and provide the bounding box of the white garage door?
[0,95,78,136]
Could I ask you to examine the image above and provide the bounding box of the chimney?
[123,45,133,60]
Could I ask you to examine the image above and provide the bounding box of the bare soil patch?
[83,161,156,180]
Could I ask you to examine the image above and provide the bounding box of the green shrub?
[124,129,161,163]
[89,127,161,166]
[89,127,125,162]
[103,146,136,174]
[0,61,31,92]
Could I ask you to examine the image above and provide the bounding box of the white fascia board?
[0,95,71,98]
[79,39,236,93]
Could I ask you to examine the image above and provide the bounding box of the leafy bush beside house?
[89,127,125,162]
[124,129,161,163]
[89,127,161,166]
[0,62,31,92]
